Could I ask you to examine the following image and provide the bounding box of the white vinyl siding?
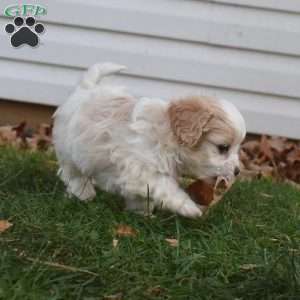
[0,0,299,138]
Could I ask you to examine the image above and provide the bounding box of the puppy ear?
[168,99,213,147]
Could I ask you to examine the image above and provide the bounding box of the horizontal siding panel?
[212,0,300,13]
[0,0,300,138]
[0,60,75,106]
[0,59,300,139]
[49,1,300,56]
[2,0,299,56]
[0,21,299,99]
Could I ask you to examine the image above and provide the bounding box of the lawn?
[0,147,299,300]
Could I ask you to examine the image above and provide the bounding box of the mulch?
[1,121,300,186]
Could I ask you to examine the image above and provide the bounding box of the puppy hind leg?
[58,162,96,201]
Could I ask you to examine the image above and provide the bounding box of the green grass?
[0,147,299,300]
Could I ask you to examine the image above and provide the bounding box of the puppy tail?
[80,62,127,89]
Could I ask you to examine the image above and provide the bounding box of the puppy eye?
[217,144,230,154]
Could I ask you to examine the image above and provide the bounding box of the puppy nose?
[234,167,240,176]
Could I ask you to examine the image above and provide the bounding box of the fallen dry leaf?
[146,286,164,297]
[259,135,275,164]
[25,124,52,152]
[12,121,26,138]
[1,121,300,185]
[0,121,54,152]
[287,148,300,164]
[186,176,234,211]
[240,135,300,184]
[165,238,179,247]
[242,140,260,158]
[115,224,137,237]
[0,220,13,233]
[268,136,288,153]
[186,180,214,206]
[38,123,53,137]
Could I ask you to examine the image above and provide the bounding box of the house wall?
[0,99,54,128]
[0,0,299,138]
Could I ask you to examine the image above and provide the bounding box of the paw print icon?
[5,16,45,47]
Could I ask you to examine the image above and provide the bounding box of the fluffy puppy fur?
[53,63,246,218]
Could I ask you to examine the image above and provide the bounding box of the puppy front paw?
[177,200,203,218]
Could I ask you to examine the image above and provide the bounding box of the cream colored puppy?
[53,63,246,218]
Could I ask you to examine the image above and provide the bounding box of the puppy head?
[168,96,246,181]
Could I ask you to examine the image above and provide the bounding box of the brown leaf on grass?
[115,224,137,237]
[165,238,179,247]
[146,286,164,297]
[0,220,13,233]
